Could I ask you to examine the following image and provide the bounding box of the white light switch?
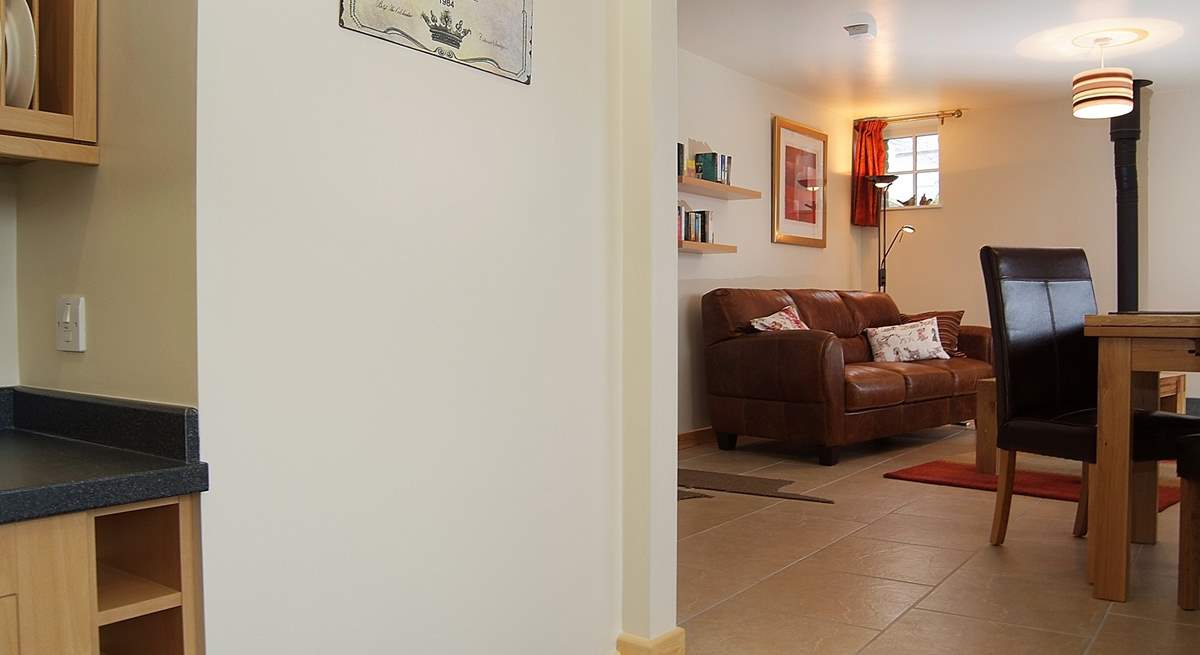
[56,295,86,352]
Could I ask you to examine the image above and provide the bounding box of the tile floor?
[678,427,1200,654]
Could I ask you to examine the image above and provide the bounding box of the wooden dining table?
[1085,313,1200,601]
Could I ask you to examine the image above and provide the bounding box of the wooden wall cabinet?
[0,0,97,165]
[0,496,203,654]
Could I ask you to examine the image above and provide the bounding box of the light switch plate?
[56,295,86,352]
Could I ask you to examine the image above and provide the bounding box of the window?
[885,132,940,208]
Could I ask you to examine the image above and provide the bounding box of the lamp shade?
[1072,67,1134,119]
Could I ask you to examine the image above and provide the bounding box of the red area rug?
[884,460,1181,511]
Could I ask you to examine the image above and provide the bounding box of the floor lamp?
[866,175,898,291]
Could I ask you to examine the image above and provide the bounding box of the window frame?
[884,131,941,211]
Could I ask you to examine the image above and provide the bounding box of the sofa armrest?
[705,330,845,405]
[959,325,993,364]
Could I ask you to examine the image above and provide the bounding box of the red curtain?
[851,120,888,227]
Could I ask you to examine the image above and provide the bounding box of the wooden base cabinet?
[0,495,203,654]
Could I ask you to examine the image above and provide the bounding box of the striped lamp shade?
[1072,67,1134,119]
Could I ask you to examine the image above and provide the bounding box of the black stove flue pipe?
[1110,79,1152,313]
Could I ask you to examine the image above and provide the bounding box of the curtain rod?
[854,109,964,125]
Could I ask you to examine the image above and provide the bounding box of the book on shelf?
[678,209,716,244]
[693,152,734,186]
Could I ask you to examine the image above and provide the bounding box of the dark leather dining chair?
[1179,437,1200,610]
[979,246,1200,545]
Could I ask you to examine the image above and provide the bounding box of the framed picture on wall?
[771,117,827,248]
[339,0,533,85]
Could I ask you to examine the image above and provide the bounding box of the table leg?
[1093,337,1134,601]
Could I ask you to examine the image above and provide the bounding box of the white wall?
[1143,86,1200,394]
[677,49,864,432]
[197,2,632,652]
[0,173,16,386]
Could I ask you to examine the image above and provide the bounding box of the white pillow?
[866,317,950,362]
[749,305,809,332]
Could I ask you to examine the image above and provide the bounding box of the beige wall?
[879,88,1200,394]
[678,49,865,432]
[883,97,1117,326]
[16,1,197,405]
[0,172,16,386]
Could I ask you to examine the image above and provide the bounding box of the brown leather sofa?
[702,288,993,465]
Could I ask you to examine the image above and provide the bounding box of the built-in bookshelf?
[677,176,762,201]
[676,141,761,255]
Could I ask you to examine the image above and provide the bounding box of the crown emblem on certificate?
[422,9,472,49]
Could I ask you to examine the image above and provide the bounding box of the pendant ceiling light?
[1072,35,1134,119]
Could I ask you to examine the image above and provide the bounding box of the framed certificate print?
[772,116,827,248]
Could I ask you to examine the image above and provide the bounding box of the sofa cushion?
[786,289,858,337]
[918,358,994,396]
[865,318,951,362]
[845,364,906,410]
[702,289,798,347]
[860,362,956,402]
[840,291,902,332]
[840,335,872,364]
[902,310,967,358]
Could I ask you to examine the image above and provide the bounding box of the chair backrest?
[979,247,1098,424]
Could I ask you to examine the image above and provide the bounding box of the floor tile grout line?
[1082,602,1115,654]
[679,521,875,625]
[675,430,965,541]
[676,497,789,543]
[854,535,992,653]
[804,427,971,495]
[912,606,1101,640]
[681,429,972,627]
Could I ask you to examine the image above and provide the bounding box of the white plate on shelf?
[4,0,36,109]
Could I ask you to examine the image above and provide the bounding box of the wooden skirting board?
[617,627,686,655]
[678,427,714,450]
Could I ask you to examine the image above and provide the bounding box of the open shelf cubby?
[94,502,183,627]
[99,607,184,655]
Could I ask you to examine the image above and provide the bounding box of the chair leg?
[991,449,1017,546]
[975,378,997,474]
[1074,462,1089,538]
[1181,478,1200,610]
[715,432,738,451]
[1132,460,1159,545]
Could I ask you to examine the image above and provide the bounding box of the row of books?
[677,144,735,185]
[677,206,716,243]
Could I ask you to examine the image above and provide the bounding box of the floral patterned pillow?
[865,317,950,362]
[749,306,809,332]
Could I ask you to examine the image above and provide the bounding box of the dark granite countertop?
[0,387,209,525]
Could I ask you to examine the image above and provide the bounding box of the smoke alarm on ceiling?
[843,13,877,40]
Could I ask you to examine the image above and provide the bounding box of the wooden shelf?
[678,176,761,200]
[96,565,183,626]
[679,241,737,255]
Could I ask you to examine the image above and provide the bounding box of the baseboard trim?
[617,628,685,655]
[678,427,714,450]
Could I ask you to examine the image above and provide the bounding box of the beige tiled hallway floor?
[678,427,1200,654]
